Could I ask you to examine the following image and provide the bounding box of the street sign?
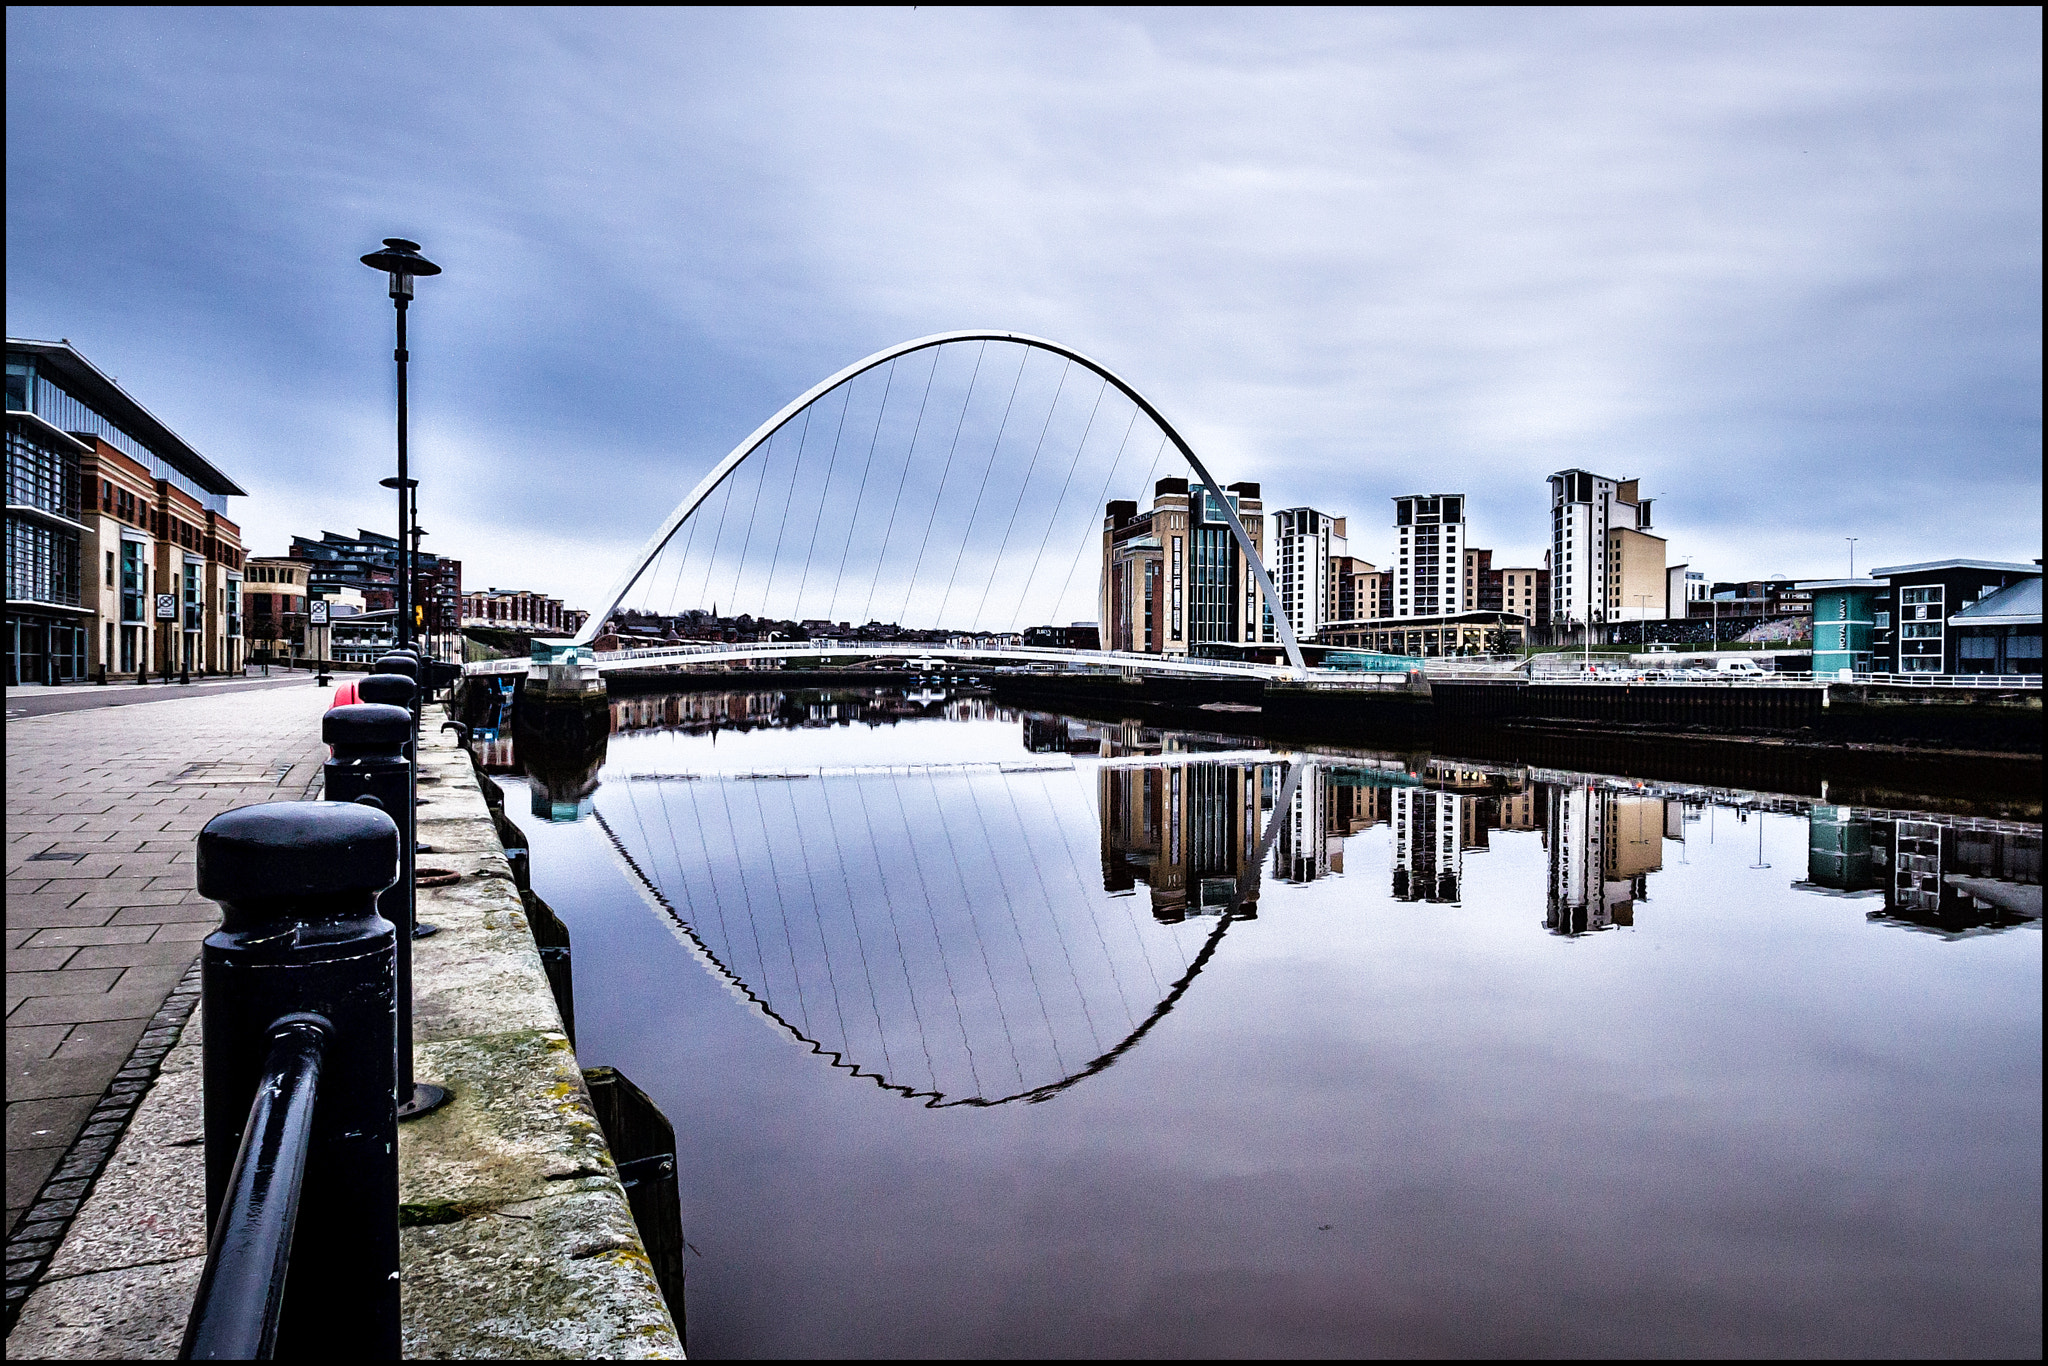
[309,600,330,625]
[155,594,176,621]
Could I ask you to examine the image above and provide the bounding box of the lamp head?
[360,238,441,298]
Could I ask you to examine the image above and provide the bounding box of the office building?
[1947,578,2041,676]
[1101,477,1266,655]
[1867,559,2040,674]
[8,339,246,683]
[243,557,313,662]
[1547,470,1666,642]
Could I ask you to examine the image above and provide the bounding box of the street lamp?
[360,237,441,650]
[411,522,430,661]
[1845,536,1859,578]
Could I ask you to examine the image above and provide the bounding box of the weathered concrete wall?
[400,720,683,1358]
[6,714,683,1359]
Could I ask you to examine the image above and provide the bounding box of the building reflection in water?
[496,684,2040,1104]
[1799,804,2041,936]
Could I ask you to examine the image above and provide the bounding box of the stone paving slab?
[4,682,334,1240]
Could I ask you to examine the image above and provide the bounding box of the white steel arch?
[573,331,1308,677]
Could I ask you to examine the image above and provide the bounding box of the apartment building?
[1391,493,1467,619]
[463,587,587,637]
[8,339,246,683]
[1548,469,1666,642]
[1488,565,1551,636]
[1273,508,1343,640]
[242,557,313,661]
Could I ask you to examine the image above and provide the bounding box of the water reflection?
[500,684,2041,1103]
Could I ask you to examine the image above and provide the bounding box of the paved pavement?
[5,681,336,1236]
[4,671,328,721]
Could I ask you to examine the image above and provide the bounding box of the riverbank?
[5,710,682,1358]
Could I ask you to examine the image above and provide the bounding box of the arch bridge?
[469,330,1340,683]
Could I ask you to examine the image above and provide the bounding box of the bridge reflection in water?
[497,686,2041,1106]
[597,752,1301,1106]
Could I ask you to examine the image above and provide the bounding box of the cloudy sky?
[7,7,2040,620]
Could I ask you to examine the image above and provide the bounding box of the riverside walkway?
[5,678,333,1242]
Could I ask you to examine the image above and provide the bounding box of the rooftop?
[1867,558,2042,577]
[7,337,246,496]
[1949,577,2041,627]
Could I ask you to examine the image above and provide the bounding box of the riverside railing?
[180,800,402,1360]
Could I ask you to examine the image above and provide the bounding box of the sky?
[6,7,2041,622]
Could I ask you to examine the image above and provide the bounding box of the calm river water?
[492,686,2040,1358]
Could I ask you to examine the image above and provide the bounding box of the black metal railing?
[178,799,402,1360]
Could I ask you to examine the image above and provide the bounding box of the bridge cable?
[916,769,1025,1089]
[782,776,856,1061]
[966,358,1073,630]
[816,772,901,1082]
[745,405,806,618]
[736,408,805,615]
[1006,769,1138,1036]
[848,772,942,1093]
[783,382,855,619]
[897,341,993,626]
[658,492,704,619]
[694,462,742,613]
[681,778,747,987]
[1007,376,1110,632]
[859,347,944,626]
[957,770,1073,1074]
[822,357,898,623]
[1036,767,1166,1002]
[742,779,814,1036]
[880,770,987,1094]
[980,761,1112,1053]
[932,346,1035,630]
[712,779,780,1012]
[1043,417,1158,638]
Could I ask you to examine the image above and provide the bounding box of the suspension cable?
[1007,377,1109,631]
[859,347,943,626]
[931,345,1032,630]
[1045,423,1164,636]
[694,452,742,614]
[967,358,1073,629]
[791,374,859,622]
[898,341,991,627]
[757,405,811,618]
[824,357,898,624]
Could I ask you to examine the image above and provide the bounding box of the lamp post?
[360,238,441,651]
[410,521,429,661]
[1846,536,1859,578]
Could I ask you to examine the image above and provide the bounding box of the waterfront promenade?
[5,678,332,1238]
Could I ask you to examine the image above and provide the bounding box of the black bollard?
[190,800,401,1359]
[322,702,447,1119]
[357,673,438,942]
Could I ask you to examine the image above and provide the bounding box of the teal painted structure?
[1321,651,1425,674]
[1800,581,1882,676]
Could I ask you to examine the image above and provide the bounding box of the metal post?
[394,298,412,651]
[322,700,447,1119]
[190,800,401,1359]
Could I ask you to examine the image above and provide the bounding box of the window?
[1900,623,1941,639]
[121,541,145,622]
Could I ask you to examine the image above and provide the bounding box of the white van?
[1715,657,1766,677]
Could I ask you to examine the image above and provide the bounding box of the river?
[489,684,2040,1357]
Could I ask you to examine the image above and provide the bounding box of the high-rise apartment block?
[1273,508,1343,640]
[1391,494,1466,619]
[1102,477,1265,655]
[1547,470,1666,639]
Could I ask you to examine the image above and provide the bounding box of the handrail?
[180,1017,328,1361]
